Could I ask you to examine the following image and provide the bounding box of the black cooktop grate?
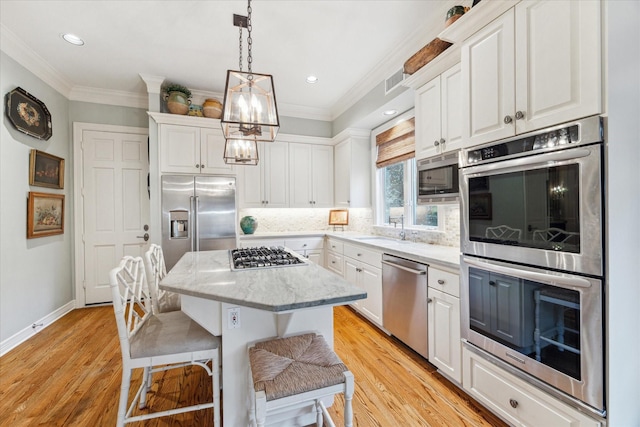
[229,246,308,270]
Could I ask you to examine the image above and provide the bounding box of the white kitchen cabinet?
[463,345,602,427]
[285,237,324,265]
[325,237,344,276]
[159,124,234,175]
[333,132,371,208]
[289,143,334,208]
[461,0,601,147]
[415,63,462,161]
[343,242,382,326]
[428,287,461,384]
[238,141,289,208]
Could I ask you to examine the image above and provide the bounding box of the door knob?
[504,115,513,124]
[509,398,519,408]
[136,233,149,242]
[427,298,433,303]
[515,111,525,120]
[434,140,440,146]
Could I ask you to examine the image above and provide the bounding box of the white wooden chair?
[110,256,220,427]
[485,225,522,241]
[143,244,181,314]
[248,333,354,427]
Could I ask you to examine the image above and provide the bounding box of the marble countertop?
[160,250,367,312]
[240,231,461,271]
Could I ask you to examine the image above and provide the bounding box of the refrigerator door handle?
[194,195,200,252]
[190,195,196,252]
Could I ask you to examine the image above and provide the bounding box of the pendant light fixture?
[221,0,279,165]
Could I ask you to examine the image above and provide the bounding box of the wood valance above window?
[375,117,415,168]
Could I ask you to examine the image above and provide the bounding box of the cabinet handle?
[504,115,513,124]
[356,267,363,272]
[439,138,445,145]
[437,279,445,285]
[302,244,307,247]
[509,399,519,409]
[427,298,433,303]
[489,280,496,286]
[196,164,200,168]
[200,164,205,169]
[515,110,525,120]
[331,260,336,264]
[357,253,362,257]
[434,140,440,147]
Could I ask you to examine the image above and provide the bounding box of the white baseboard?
[0,300,75,357]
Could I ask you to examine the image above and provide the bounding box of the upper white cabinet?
[415,63,462,161]
[289,143,334,208]
[238,141,289,208]
[333,131,371,208]
[461,0,601,147]
[159,124,234,175]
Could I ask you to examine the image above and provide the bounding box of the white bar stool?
[248,333,354,427]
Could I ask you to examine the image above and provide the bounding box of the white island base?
[183,296,336,426]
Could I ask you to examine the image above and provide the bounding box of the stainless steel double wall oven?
[459,116,605,416]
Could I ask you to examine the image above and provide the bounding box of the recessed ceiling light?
[61,33,85,46]
[383,109,398,116]
[306,75,318,84]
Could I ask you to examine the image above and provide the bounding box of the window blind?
[375,117,415,168]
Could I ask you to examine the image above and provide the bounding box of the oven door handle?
[462,256,592,289]
[463,147,592,175]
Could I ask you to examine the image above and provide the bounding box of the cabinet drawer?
[326,251,343,275]
[428,267,460,298]
[343,243,381,268]
[463,347,602,427]
[285,237,324,251]
[325,238,344,254]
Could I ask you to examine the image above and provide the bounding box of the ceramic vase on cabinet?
[165,91,190,115]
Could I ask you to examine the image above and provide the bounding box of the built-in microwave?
[416,152,459,204]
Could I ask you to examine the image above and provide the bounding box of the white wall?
[605,2,640,425]
[0,51,73,344]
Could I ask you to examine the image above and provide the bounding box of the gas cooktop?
[229,246,308,271]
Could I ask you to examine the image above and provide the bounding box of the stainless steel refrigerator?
[161,175,237,270]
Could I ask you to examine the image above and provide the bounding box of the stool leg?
[315,400,323,426]
[213,357,221,427]
[344,371,354,427]
[256,390,267,427]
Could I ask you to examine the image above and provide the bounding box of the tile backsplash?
[238,205,460,248]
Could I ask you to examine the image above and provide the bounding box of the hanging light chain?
[238,25,243,72]
[246,0,253,75]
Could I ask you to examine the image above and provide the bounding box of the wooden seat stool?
[248,333,354,427]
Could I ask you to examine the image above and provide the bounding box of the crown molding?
[68,86,148,109]
[332,127,371,145]
[277,103,332,122]
[0,24,73,97]
[139,74,165,94]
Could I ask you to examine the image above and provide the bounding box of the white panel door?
[415,76,442,161]
[238,144,264,208]
[462,9,515,147]
[263,142,289,208]
[201,127,235,174]
[333,140,351,207]
[428,288,461,383]
[289,143,313,207]
[311,145,334,207]
[82,130,149,304]
[514,0,601,133]
[441,63,463,153]
[159,124,200,174]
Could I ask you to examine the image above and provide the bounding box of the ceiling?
[0,1,456,125]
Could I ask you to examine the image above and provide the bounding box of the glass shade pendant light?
[223,137,259,165]
[221,0,279,146]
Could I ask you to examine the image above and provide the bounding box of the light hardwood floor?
[0,305,506,427]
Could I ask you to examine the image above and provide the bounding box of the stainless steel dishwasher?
[381,253,428,358]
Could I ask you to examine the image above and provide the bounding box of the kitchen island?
[160,249,366,426]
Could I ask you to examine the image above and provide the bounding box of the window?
[378,159,440,229]
[374,112,441,231]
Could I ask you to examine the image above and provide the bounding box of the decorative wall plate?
[5,87,52,140]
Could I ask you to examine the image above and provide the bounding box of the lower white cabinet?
[428,288,461,384]
[325,237,344,276]
[285,237,324,265]
[428,267,462,384]
[463,346,602,427]
[342,242,382,326]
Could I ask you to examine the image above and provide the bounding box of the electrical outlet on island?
[227,307,241,329]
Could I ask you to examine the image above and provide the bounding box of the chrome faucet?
[389,214,405,240]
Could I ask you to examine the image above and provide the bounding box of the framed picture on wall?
[29,149,64,189]
[27,192,65,239]
[5,87,53,140]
